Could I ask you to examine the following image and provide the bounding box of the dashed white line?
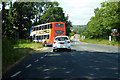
[10,71,21,77]
[25,64,32,68]
[41,57,44,59]
[34,59,39,62]
[84,49,87,50]
[45,54,47,56]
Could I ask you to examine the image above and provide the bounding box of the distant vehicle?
[52,36,71,52]
[74,36,75,38]
[30,22,66,46]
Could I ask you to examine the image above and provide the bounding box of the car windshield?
[55,37,68,41]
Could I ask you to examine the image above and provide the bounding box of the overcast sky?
[51,0,105,25]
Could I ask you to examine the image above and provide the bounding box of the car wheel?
[53,49,56,52]
[68,49,71,52]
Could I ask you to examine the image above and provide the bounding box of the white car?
[53,36,71,52]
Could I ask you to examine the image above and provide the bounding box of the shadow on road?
[2,49,119,80]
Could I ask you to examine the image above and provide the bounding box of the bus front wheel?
[45,43,47,47]
[44,41,47,47]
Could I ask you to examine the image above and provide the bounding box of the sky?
[51,0,105,25]
[0,0,105,25]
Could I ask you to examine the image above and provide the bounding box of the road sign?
[111,33,119,36]
[111,29,118,33]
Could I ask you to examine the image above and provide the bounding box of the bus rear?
[48,22,66,44]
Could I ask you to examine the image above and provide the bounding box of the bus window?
[41,35,42,39]
[36,36,38,40]
[44,35,49,39]
[39,36,41,40]
[47,25,48,29]
[42,26,44,30]
[42,35,44,39]
[44,35,47,39]
[48,24,50,29]
[45,25,47,29]
[31,28,34,32]
[55,23,63,27]
[43,26,45,30]
[43,35,44,39]
[50,24,52,28]
[41,26,42,30]
[37,27,39,31]
[38,26,40,30]
[47,35,49,39]
[33,35,35,40]
[39,26,41,30]
[34,28,35,31]
[38,36,39,40]
[48,24,51,29]
[35,27,37,31]
[44,35,46,39]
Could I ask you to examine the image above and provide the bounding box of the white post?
[82,35,83,39]
[109,36,111,42]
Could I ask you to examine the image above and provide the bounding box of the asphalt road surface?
[2,34,119,80]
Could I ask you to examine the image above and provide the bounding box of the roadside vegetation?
[79,37,119,47]
[2,38,43,73]
[70,2,120,47]
[81,2,120,40]
[2,1,72,73]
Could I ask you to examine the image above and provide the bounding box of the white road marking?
[41,57,44,59]
[25,64,32,68]
[45,54,47,56]
[34,59,39,62]
[84,49,87,50]
[10,71,21,77]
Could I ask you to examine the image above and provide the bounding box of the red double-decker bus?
[30,22,66,46]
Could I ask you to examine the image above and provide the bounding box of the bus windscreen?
[55,23,64,27]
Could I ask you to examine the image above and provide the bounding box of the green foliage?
[2,38,43,72]
[41,7,65,23]
[69,31,74,36]
[2,1,72,39]
[80,37,119,47]
[41,6,72,36]
[82,2,120,40]
[70,25,86,34]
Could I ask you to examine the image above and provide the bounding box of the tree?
[82,1,120,40]
[2,1,72,39]
[7,2,35,39]
[41,6,72,36]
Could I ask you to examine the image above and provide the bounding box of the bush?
[2,38,43,72]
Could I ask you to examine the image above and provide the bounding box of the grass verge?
[80,38,119,47]
[2,38,43,73]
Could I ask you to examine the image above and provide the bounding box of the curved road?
[2,34,119,80]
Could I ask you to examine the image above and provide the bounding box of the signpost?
[111,29,119,41]
[109,36,111,42]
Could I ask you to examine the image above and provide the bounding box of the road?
[2,34,119,80]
